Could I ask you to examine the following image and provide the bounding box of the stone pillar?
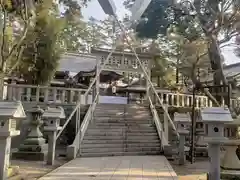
[12,106,47,161]
[0,134,11,180]
[163,104,169,143]
[208,142,221,180]
[46,130,57,165]
[178,129,189,165]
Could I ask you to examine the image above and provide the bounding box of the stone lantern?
[200,107,232,180]
[43,106,65,165]
[0,101,26,180]
[12,106,47,161]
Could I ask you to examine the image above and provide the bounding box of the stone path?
[170,159,209,180]
[38,156,178,180]
[11,159,67,180]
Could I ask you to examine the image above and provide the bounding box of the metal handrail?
[148,96,168,148]
[114,17,180,139]
[79,92,99,143]
[56,100,81,140]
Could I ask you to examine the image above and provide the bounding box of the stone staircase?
[80,104,162,157]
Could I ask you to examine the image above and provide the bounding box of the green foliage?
[134,0,171,38]
[19,1,65,85]
[125,0,239,41]
[59,0,90,52]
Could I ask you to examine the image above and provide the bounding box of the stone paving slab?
[38,156,178,180]
[170,159,209,180]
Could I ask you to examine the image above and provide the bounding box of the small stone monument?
[12,106,48,161]
[43,106,65,165]
[0,101,26,180]
[200,107,232,180]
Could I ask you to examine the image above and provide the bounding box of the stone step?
[88,124,155,129]
[86,129,157,133]
[80,151,161,157]
[93,118,152,122]
[85,132,158,136]
[95,107,149,110]
[82,139,161,144]
[91,122,154,126]
[93,115,152,119]
[88,126,156,130]
[95,105,148,108]
[91,122,154,125]
[88,125,155,129]
[81,146,161,153]
[81,142,161,148]
[83,135,159,140]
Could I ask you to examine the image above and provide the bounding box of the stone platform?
[38,156,178,180]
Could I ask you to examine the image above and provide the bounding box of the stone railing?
[5,84,87,104]
[152,91,210,108]
[4,84,240,108]
[153,91,240,108]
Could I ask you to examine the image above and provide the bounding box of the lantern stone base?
[12,143,48,161]
[220,170,240,180]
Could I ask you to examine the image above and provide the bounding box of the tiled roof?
[58,53,96,74]
[202,62,240,82]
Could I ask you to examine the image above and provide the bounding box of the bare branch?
[7,46,25,76]
[5,0,30,66]
[0,6,7,71]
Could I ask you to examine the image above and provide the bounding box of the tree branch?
[7,46,25,76]
[0,6,7,72]
[4,0,30,68]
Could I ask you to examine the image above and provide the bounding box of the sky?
[81,0,239,65]
[82,0,127,20]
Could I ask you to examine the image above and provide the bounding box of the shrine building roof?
[59,52,96,75]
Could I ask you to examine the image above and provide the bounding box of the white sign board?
[98,0,116,16]
[130,0,152,22]
[174,113,191,122]
[200,107,233,123]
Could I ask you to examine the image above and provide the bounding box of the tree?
[86,17,115,50]
[125,0,240,106]
[18,1,65,85]
[0,0,36,99]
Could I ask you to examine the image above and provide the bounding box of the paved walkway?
[38,156,178,180]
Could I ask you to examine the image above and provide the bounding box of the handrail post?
[96,57,100,104]
[163,104,169,143]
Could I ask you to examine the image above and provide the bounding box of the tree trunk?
[208,35,229,106]
[0,72,5,100]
